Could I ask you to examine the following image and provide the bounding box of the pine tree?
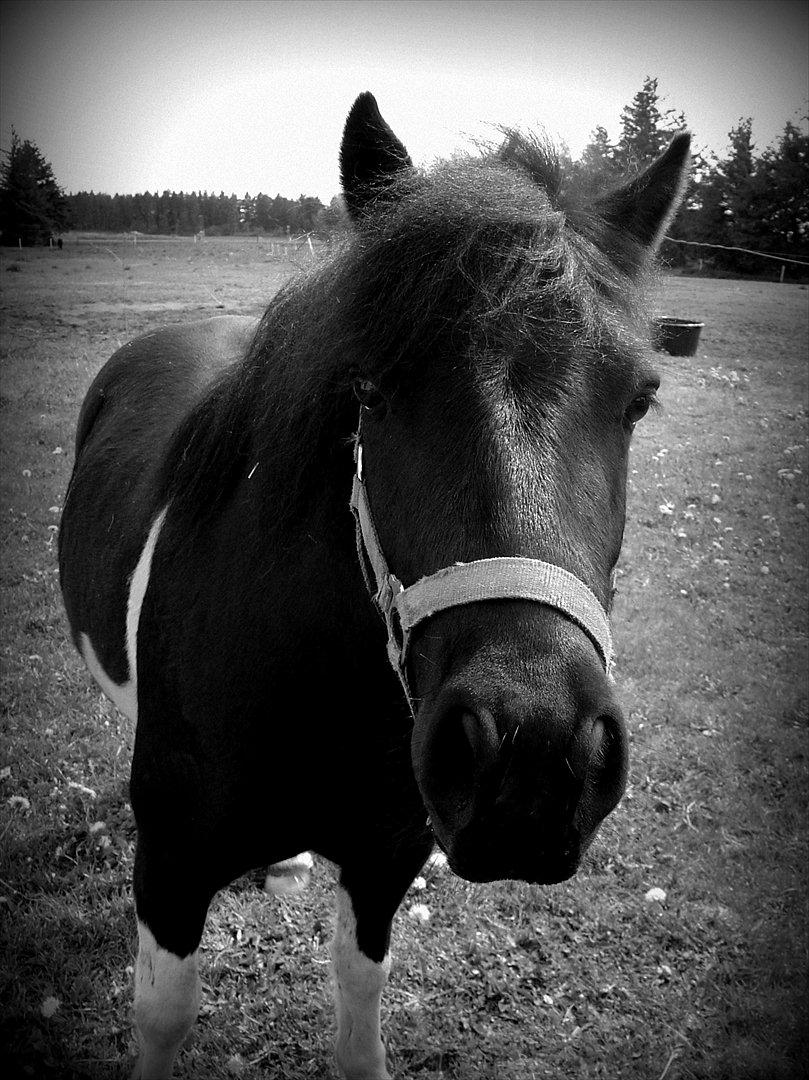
[756,120,809,260]
[713,118,763,269]
[240,192,256,232]
[0,130,70,245]
[687,165,729,246]
[723,118,756,222]
[572,125,620,197]
[313,195,348,239]
[615,76,670,171]
[581,126,616,176]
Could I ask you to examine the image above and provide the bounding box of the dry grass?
[1,241,807,1079]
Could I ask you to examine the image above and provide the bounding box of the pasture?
[1,236,807,1079]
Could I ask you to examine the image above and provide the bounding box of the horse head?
[340,92,690,885]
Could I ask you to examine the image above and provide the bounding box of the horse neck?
[248,367,359,566]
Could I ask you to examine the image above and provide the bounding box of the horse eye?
[624,393,655,429]
[353,378,387,415]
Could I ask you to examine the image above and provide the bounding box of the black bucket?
[653,317,704,357]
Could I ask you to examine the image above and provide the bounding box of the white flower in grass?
[644,886,667,903]
[425,850,448,871]
[41,996,60,1018]
[408,903,430,922]
[411,876,427,891]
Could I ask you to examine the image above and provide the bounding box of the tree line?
[66,188,330,238]
[0,129,332,243]
[2,77,807,278]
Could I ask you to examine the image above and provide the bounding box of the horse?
[58,92,690,1078]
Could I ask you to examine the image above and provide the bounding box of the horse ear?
[596,133,691,256]
[340,92,413,220]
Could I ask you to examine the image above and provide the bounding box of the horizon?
[1,0,807,202]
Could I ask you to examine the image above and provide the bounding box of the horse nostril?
[569,706,626,788]
[435,705,498,781]
[590,712,624,768]
[590,717,608,768]
[460,709,495,764]
[431,706,472,777]
[412,700,501,834]
[585,709,628,802]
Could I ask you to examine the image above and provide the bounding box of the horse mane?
[157,131,652,524]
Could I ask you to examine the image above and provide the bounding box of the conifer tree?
[572,125,620,197]
[756,120,809,260]
[0,130,70,245]
[615,76,670,171]
[714,118,762,268]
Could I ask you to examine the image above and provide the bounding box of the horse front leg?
[332,884,392,1080]
[130,838,213,1079]
[332,844,432,1080]
[132,920,201,1079]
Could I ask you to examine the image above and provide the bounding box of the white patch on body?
[80,632,137,721]
[331,885,391,1080]
[78,507,168,724]
[264,851,314,896]
[132,920,200,1079]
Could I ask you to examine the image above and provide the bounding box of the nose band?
[350,421,614,712]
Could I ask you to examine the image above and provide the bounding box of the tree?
[288,195,325,234]
[722,119,759,245]
[695,117,764,273]
[756,120,809,260]
[569,125,620,198]
[615,76,686,173]
[0,130,70,245]
[239,192,256,232]
[684,163,728,247]
[581,126,617,177]
[313,195,348,239]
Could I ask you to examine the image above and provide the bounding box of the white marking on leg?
[78,506,167,724]
[132,920,200,1080]
[331,886,391,1080]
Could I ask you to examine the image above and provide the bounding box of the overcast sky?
[1,0,807,201]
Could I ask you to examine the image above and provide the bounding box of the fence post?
[780,264,786,283]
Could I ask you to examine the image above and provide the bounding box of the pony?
[59,92,690,1078]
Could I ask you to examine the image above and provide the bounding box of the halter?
[349,416,614,712]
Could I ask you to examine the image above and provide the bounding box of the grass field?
[1,238,807,1080]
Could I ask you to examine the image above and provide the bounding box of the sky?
[1,0,807,202]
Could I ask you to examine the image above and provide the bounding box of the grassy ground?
[1,239,807,1079]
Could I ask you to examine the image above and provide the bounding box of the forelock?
[337,135,650,378]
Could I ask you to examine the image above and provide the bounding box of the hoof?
[264,852,314,896]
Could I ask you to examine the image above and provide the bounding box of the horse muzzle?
[409,614,628,885]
